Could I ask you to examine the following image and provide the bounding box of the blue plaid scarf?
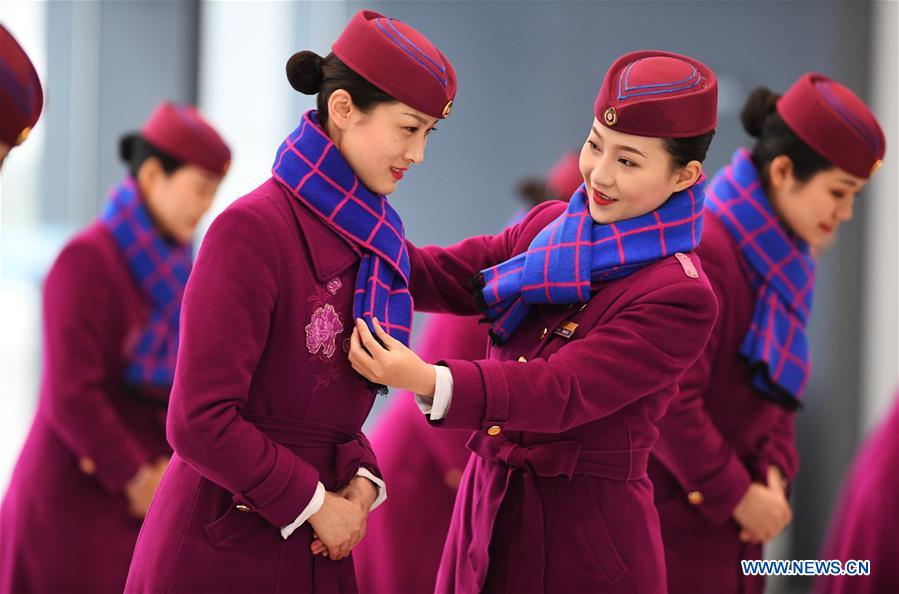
[100,178,191,394]
[707,149,815,407]
[272,110,413,346]
[475,179,705,345]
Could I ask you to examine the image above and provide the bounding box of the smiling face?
[325,91,438,195]
[766,155,865,252]
[578,119,702,224]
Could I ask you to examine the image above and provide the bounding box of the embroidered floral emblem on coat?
[306,304,344,358]
[326,277,343,295]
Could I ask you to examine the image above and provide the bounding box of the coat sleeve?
[650,319,753,525]
[40,240,151,493]
[166,204,320,529]
[754,408,798,486]
[408,202,561,314]
[355,431,382,486]
[432,277,718,435]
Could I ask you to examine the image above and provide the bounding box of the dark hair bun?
[118,133,139,163]
[286,50,324,95]
[516,177,548,206]
[740,86,780,138]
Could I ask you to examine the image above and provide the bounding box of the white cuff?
[414,393,433,414]
[280,481,326,539]
[279,468,388,540]
[415,365,453,420]
[356,467,387,511]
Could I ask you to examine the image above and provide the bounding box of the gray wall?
[41,0,199,224]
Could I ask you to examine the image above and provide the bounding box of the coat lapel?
[282,186,359,283]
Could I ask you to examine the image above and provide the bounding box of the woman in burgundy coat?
[124,10,457,594]
[649,73,886,594]
[347,50,720,594]
[0,102,229,593]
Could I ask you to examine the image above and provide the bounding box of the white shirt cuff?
[415,364,453,420]
[355,467,387,511]
[279,469,387,540]
[281,481,326,539]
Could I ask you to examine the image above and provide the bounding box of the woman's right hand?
[124,457,169,519]
[732,482,793,544]
[307,491,367,561]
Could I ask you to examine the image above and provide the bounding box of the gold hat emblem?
[221,159,231,177]
[442,100,454,118]
[870,159,883,177]
[15,126,32,146]
[603,107,617,127]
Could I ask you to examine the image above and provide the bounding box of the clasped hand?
[308,476,377,561]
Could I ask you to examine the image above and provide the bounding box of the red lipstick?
[592,189,616,206]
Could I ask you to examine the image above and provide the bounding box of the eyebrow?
[405,112,429,125]
[836,177,860,188]
[591,126,647,158]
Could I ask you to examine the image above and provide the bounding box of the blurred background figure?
[0,3,896,593]
[0,102,229,593]
[0,23,43,169]
[513,150,583,221]
[354,149,582,594]
[814,389,899,594]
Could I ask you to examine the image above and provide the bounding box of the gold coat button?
[15,126,32,146]
[687,490,704,505]
[517,356,527,363]
[486,425,502,437]
[235,504,252,512]
[444,468,463,489]
[79,457,96,475]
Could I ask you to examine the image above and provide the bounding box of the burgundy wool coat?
[125,179,384,594]
[649,212,800,594]
[406,200,719,594]
[0,223,172,593]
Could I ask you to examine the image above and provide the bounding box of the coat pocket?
[200,479,259,547]
[203,499,253,546]
[569,476,628,584]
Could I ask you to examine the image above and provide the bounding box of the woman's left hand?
[348,317,436,397]
[310,476,378,557]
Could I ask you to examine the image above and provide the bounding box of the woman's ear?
[768,154,795,192]
[672,160,703,193]
[136,156,164,199]
[327,89,355,132]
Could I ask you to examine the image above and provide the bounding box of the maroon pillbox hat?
[594,50,717,138]
[777,73,886,179]
[0,24,43,147]
[140,102,231,177]
[546,151,583,199]
[332,10,457,119]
